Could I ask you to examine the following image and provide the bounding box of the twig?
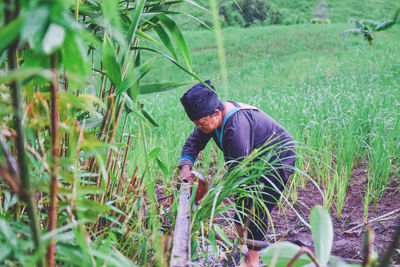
[25,144,51,173]
[0,131,19,177]
[345,208,400,234]
[214,232,269,248]
[158,193,174,203]
[286,246,320,267]
[0,167,21,195]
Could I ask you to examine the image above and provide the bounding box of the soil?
[269,165,400,264]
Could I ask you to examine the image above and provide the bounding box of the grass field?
[136,23,400,218]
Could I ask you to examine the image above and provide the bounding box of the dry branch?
[345,208,400,234]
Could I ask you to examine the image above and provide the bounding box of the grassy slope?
[137,24,400,208]
[173,0,400,30]
[269,0,399,22]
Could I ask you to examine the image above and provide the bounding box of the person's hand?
[180,165,191,182]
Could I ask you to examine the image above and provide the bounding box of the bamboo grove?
[0,0,206,265]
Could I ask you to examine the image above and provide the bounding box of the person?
[178,80,296,267]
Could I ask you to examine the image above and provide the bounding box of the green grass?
[269,0,399,22]
[137,23,400,217]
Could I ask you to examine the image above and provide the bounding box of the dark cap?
[180,80,222,121]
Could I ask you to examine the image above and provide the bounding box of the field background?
[136,23,400,212]
[174,0,400,29]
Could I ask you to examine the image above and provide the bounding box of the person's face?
[193,111,221,134]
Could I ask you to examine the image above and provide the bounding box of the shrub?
[219,0,273,27]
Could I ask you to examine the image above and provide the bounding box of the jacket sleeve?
[222,115,253,172]
[178,127,212,169]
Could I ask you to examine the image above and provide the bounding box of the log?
[170,182,191,267]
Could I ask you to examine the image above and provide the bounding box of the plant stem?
[47,53,59,267]
[5,0,45,266]
[286,247,320,267]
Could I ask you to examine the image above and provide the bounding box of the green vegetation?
[173,0,400,29]
[142,23,400,220]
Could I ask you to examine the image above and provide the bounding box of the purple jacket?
[178,101,296,172]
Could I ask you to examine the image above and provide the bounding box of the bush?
[219,0,273,27]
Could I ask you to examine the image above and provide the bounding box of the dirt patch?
[270,165,400,263]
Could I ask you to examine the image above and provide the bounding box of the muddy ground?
[269,165,400,264]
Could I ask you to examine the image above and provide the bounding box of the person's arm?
[178,127,212,180]
[179,164,192,182]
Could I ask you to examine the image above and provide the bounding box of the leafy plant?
[261,205,354,267]
[342,8,400,46]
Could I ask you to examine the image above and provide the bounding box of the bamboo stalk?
[47,53,59,267]
[116,131,131,195]
[5,1,45,265]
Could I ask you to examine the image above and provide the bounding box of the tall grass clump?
[0,0,213,265]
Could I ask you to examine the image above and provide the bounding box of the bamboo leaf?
[131,47,207,88]
[156,157,168,176]
[61,32,90,81]
[180,11,214,32]
[0,68,54,84]
[183,0,210,14]
[261,242,312,267]
[80,116,103,130]
[310,205,333,265]
[20,5,49,44]
[153,24,179,61]
[0,17,22,55]
[140,107,159,127]
[126,0,146,46]
[78,94,107,113]
[213,225,232,247]
[42,24,65,54]
[102,0,122,31]
[116,56,156,96]
[139,81,192,94]
[0,245,12,262]
[122,92,135,112]
[102,32,122,86]
[136,28,161,44]
[156,14,192,71]
[147,147,161,160]
[208,227,218,255]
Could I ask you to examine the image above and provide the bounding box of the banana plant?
[342,8,400,46]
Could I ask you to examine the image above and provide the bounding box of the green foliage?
[219,0,280,27]
[172,0,400,29]
[0,0,205,265]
